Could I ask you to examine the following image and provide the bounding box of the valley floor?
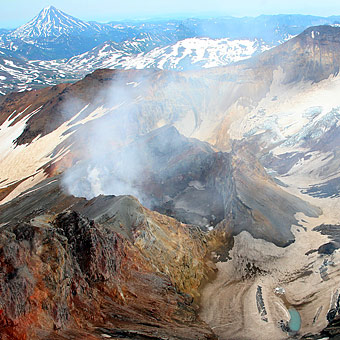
[200,176,340,340]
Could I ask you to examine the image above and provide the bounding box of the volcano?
[1,25,340,340]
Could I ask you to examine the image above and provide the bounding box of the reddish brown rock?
[0,182,217,340]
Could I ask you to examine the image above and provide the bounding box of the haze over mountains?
[2,6,340,95]
[2,5,340,340]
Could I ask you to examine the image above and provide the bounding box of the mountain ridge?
[2,6,340,95]
[3,23,340,96]
[2,7,340,60]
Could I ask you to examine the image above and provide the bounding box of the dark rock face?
[303,177,340,199]
[61,125,232,230]
[317,242,339,255]
[223,144,321,246]
[313,224,340,243]
[61,125,320,247]
[54,210,119,282]
[313,224,340,255]
[119,126,232,229]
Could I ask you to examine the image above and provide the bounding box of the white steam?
[61,71,169,205]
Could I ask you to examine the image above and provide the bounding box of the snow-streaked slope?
[122,37,271,70]
[0,108,78,203]
[61,37,272,73]
[0,52,78,95]
[63,38,161,73]
[0,37,272,95]
[229,70,340,147]
[225,69,340,196]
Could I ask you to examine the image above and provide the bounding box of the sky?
[1,0,340,28]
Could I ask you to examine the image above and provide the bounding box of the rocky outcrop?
[0,179,217,340]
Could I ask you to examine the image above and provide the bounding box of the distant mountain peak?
[8,5,92,41]
[43,5,56,10]
[41,5,57,12]
[35,5,66,22]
